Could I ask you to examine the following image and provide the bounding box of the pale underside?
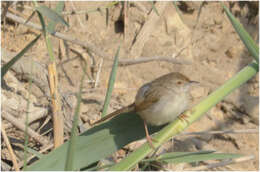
[136,85,190,126]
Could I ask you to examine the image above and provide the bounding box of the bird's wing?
[135,85,161,112]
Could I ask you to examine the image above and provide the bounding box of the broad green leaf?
[101,46,120,117]
[222,3,259,62]
[1,34,41,78]
[36,5,69,29]
[26,112,164,170]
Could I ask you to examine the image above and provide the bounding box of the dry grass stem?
[3,105,48,130]
[2,2,13,20]
[59,39,67,60]
[1,125,20,171]
[118,56,191,66]
[48,63,64,148]
[95,58,103,88]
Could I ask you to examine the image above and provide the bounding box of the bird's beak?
[189,80,200,84]
[184,80,200,91]
[189,80,200,87]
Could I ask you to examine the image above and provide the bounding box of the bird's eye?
[177,81,182,85]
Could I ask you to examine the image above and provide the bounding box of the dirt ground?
[1,1,259,171]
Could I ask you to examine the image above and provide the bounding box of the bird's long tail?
[91,103,135,125]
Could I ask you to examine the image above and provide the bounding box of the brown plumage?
[92,72,197,149]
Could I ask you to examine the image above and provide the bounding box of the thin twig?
[118,56,191,66]
[3,105,48,130]
[1,125,20,171]
[95,58,103,88]
[36,115,52,133]
[184,155,255,170]
[180,129,259,136]
[8,7,28,19]
[2,112,49,145]
[69,1,84,29]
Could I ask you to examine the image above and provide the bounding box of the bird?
[92,72,198,148]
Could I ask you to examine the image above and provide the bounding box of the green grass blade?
[37,10,47,37]
[222,3,259,62]
[35,5,69,28]
[101,46,120,117]
[109,61,258,170]
[24,11,36,24]
[36,11,55,61]
[65,62,87,170]
[143,151,241,164]
[172,1,184,22]
[151,2,159,16]
[26,147,44,159]
[23,60,33,170]
[1,34,41,78]
[47,1,65,34]
[143,150,215,162]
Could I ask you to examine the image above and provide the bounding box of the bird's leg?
[143,120,156,150]
[178,111,191,123]
[178,113,188,121]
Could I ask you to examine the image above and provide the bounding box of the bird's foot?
[178,113,189,123]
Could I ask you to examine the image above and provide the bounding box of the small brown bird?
[92,72,198,148]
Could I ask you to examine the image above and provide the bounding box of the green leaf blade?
[47,2,65,34]
[153,151,242,164]
[26,113,163,170]
[65,62,88,170]
[222,4,259,62]
[1,34,41,78]
[101,46,120,117]
[36,5,69,29]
